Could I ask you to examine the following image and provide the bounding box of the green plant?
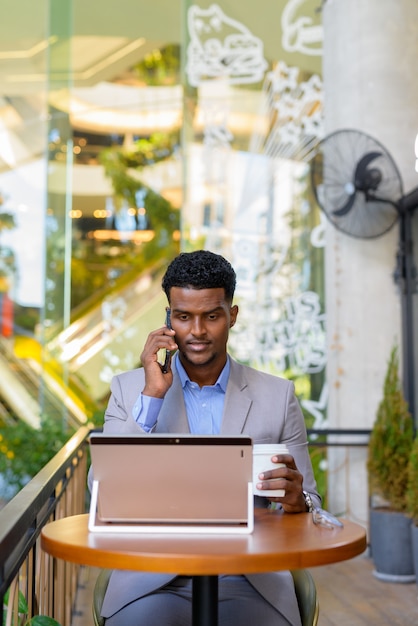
[3,588,60,625]
[367,345,415,513]
[0,416,75,500]
[406,434,418,525]
[133,44,180,86]
[99,132,179,198]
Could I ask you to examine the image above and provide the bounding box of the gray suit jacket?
[96,356,320,625]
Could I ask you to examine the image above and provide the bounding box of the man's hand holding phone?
[140,307,177,398]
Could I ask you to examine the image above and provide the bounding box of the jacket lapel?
[156,369,190,433]
[221,358,253,435]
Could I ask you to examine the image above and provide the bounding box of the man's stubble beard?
[178,348,218,369]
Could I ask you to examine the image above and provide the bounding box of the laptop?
[88,432,254,534]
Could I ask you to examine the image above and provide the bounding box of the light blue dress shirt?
[132,354,230,434]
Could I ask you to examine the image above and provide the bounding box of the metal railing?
[307,428,371,445]
[0,426,91,626]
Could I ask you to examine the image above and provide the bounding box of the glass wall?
[0,1,50,435]
[0,1,328,495]
[0,4,48,319]
[181,1,325,385]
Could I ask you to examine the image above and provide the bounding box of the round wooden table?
[41,509,367,626]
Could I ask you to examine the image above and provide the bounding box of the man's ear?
[230,304,239,327]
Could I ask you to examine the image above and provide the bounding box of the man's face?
[169,286,238,378]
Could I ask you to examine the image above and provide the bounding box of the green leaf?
[18,590,29,614]
[3,587,29,614]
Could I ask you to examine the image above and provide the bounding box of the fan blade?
[332,193,356,217]
[354,151,383,191]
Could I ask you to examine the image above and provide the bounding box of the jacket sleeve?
[282,382,322,509]
[103,370,150,434]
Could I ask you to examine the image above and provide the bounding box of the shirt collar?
[175,353,230,392]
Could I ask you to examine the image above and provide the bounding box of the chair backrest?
[290,569,319,626]
[93,568,112,626]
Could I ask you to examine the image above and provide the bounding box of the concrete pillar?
[322,0,418,525]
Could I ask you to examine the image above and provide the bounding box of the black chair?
[93,568,319,626]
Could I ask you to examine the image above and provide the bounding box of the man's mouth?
[187,341,210,352]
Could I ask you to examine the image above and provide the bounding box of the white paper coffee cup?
[253,443,288,497]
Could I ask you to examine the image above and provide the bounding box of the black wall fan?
[310,128,418,420]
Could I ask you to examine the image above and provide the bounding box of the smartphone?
[162,307,172,373]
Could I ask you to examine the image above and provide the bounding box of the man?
[93,249,321,626]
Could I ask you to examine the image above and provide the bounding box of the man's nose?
[191,317,205,335]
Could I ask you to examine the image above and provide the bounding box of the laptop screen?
[89,432,253,527]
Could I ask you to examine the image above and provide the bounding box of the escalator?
[46,262,168,401]
[0,344,86,429]
[1,261,169,426]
